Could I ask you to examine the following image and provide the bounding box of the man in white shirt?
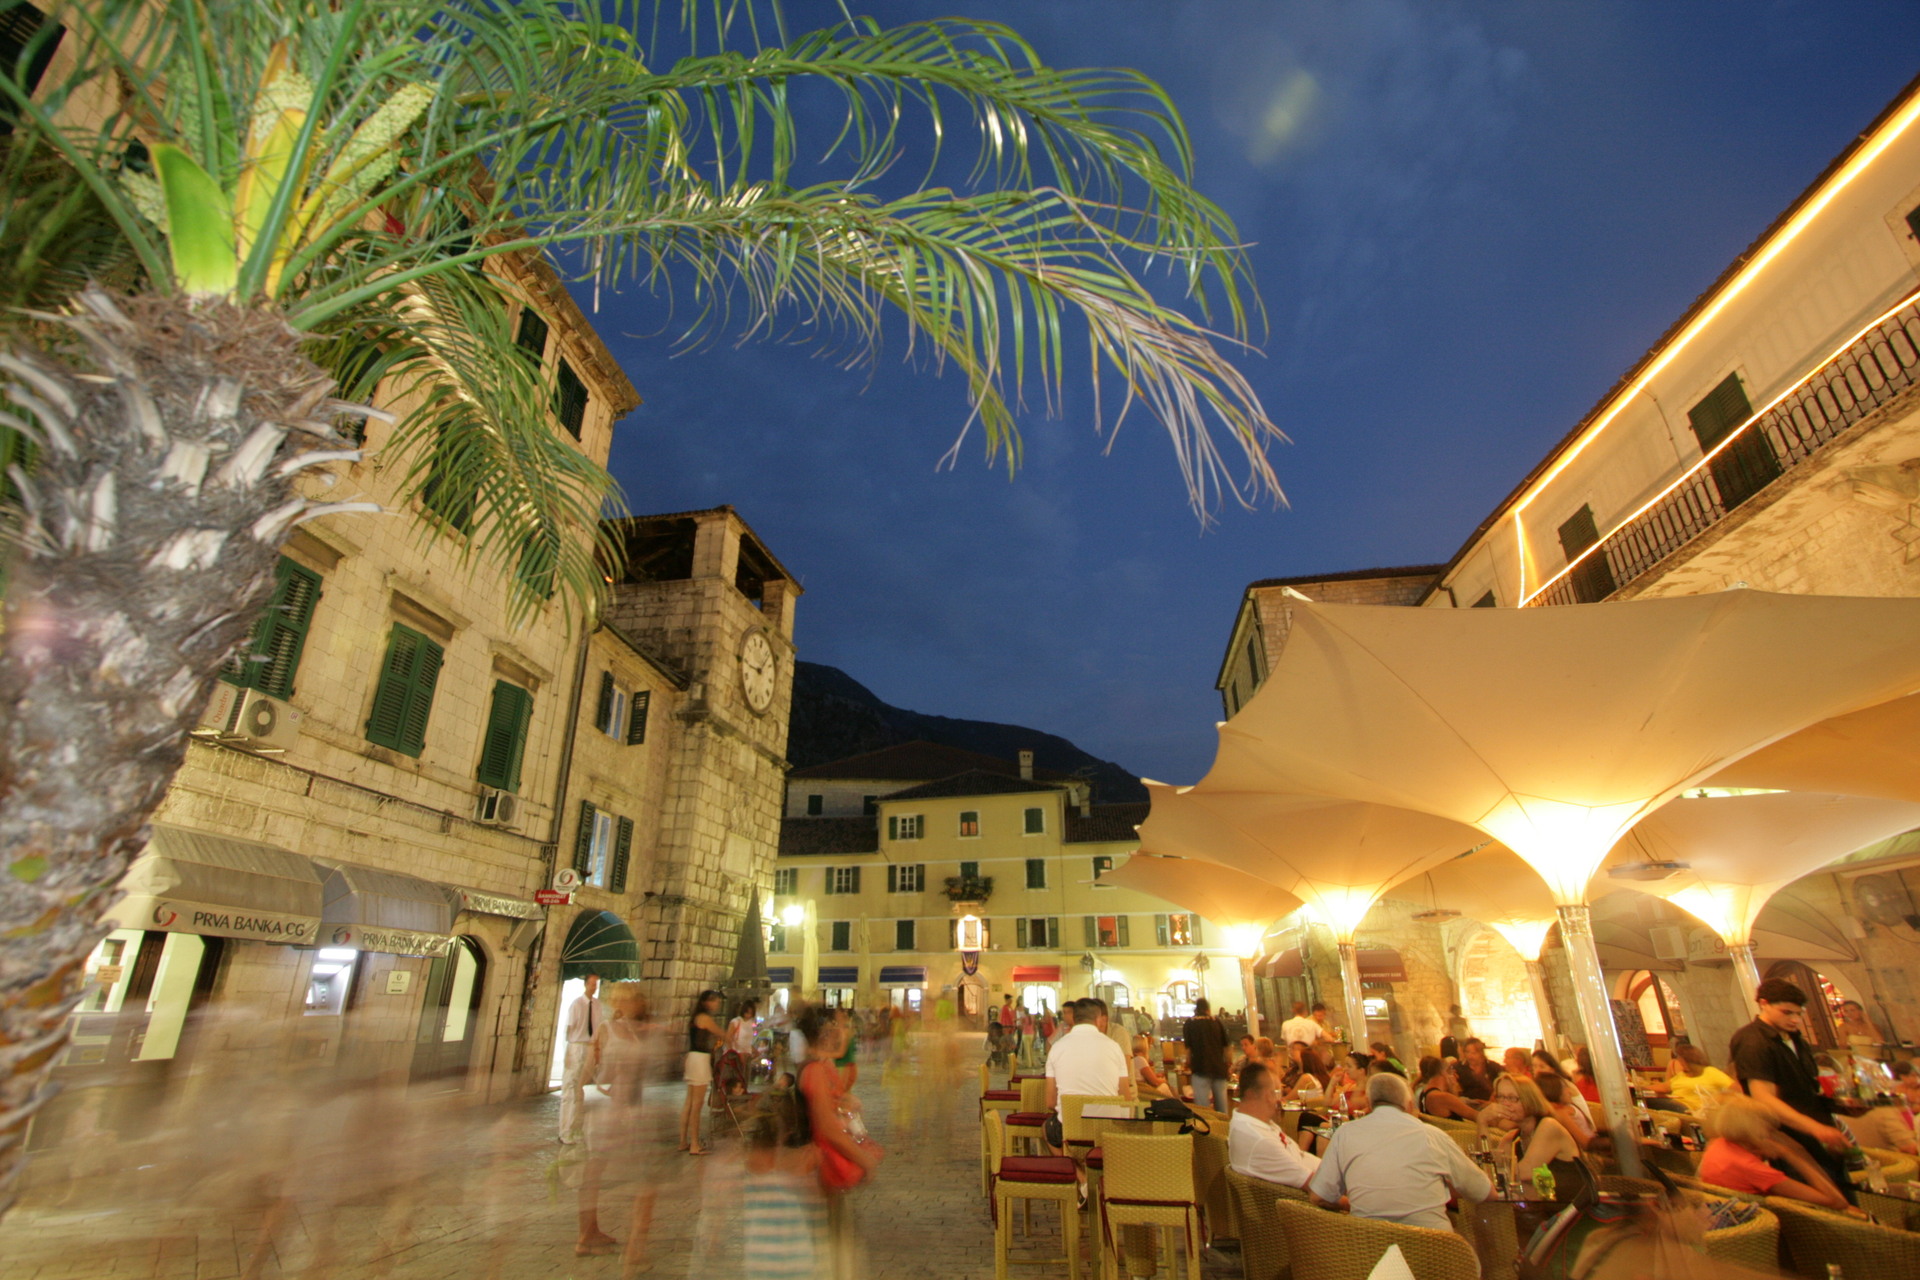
[1308,1072,1491,1233]
[558,973,606,1144]
[1279,1001,1321,1049]
[1229,1062,1320,1188]
[1047,998,1135,1134]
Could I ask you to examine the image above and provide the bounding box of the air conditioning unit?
[195,683,241,736]
[475,787,520,827]
[1649,925,1689,962]
[225,690,305,752]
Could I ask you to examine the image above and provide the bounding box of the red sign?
[1011,965,1062,983]
[534,890,572,906]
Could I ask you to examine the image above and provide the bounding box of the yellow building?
[775,746,1251,1022]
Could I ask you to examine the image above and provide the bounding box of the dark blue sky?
[588,2,1920,784]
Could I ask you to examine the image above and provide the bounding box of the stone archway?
[1458,929,1536,1053]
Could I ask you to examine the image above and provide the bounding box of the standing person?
[679,989,723,1156]
[1729,977,1856,1201]
[797,1004,885,1276]
[1280,1002,1319,1049]
[1038,1003,1056,1046]
[559,973,607,1144]
[727,998,760,1057]
[998,993,1018,1051]
[1016,1005,1034,1063]
[1311,1002,1338,1046]
[1455,1038,1504,1102]
[1442,1004,1471,1060]
[1049,1003,1075,1056]
[831,1007,860,1092]
[576,982,658,1269]
[1183,997,1232,1114]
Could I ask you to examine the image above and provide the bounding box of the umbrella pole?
[1240,955,1263,1040]
[1554,903,1645,1177]
[1336,941,1370,1057]
[1728,941,1763,1019]
[1525,960,1560,1053]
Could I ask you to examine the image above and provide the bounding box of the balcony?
[943,875,993,904]
[1528,296,1920,607]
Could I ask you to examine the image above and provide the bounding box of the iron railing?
[1528,296,1920,606]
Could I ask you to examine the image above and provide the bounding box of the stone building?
[1214,75,1920,1069]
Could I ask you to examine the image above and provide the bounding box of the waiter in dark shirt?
[1453,1037,1504,1102]
[1728,977,1854,1202]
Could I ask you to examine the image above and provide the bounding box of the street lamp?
[779,903,806,929]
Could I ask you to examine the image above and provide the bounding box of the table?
[1858,1187,1920,1232]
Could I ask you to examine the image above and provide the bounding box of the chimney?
[1018,750,1034,780]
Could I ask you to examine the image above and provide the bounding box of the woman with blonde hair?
[1700,1094,1854,1211]
[1132,1035,1176,1099]
[1490,1075,1588,1195]
[577,982,659,1268]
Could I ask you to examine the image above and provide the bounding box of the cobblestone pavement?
[0,1034,1216,1280]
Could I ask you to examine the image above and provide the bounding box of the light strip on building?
[1506,88,1920,599]
[1520,286,1920,605]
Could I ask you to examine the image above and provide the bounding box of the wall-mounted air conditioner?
[195,685,303,753]
[475,787,520,827]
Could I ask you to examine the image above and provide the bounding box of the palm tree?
[0,0,1280,1205]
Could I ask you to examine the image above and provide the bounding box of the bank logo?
[331,926,355,945]
[151,902,179,928]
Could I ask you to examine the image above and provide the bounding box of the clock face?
[739,630,776,713]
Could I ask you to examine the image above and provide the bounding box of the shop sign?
[386,970,413,994]
[92,965,124,986]
[553,867,583,892]
[535,889,573,906]
[450,887,545,919]
[144,897,320,944]
[325,924,454,957]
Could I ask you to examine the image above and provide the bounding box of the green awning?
[561,909,640,981]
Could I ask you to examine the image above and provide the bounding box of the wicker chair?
[984,1109,1083,1280]
[1191,1125,1235,1245]
[1224,1168,1308,1280]
[1854,1146,1918,1186]
[1269,1196,1478,1280]
[1097,1133,1201,1280]
[982,1081,1027,1195]
[1764,1192,1920,1278]
[1062,1095,1133,1210]
[1003,1077,1052,1158]
[1677,1190,1779,1272]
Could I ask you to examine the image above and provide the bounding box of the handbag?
[817,1139,867,1192]
[1145,1097,1211,1134]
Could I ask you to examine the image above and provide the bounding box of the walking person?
[797,1004,885,1280]
[998,994,1018,1065]
[559,973,607,1144]
[1183,997,1233,1114]
[680,989,723,1156]
[576,982,659,1272]
[1728,976,1857,1202]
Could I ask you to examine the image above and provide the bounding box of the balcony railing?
[1528,294,1920,607]
[943,875,993,903]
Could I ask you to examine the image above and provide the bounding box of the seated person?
[1322,1054,1370,1116]
[1536,1073,1599,1150]
[1572,1046,1601,1103]
[1700,1095,1856,1213]
[1367,1041,1407,1077]
[1530,1050,1594,1126]
[1662,1044,1735,1115]
[1892,1059,1920,1111]
[1132,1035,1176,1100]
[1502,1047,1536,1081]
[1228,1062,1321,1187]
[1478,1073,1526,1144]
[1281,1042,1323,1100]
[1413,1055,1481,1122]
[1308,1072,1491,1231]
[1497,1076,1589,1198]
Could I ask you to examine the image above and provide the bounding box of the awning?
[561,910,640,981]
[878,966,926,985]
[767,966,796,985]
[444,885,543,920]
[1255,947,1304,979]
[817,965,859,985]
[1355,948,1407,982]
[103,825,325,944]
[319,862,456,956]
[1011,965,1061,983]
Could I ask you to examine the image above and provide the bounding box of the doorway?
[410,938,485,1085]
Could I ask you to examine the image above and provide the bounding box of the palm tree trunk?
[0,288,358,1214]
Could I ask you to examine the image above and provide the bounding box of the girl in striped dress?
[742,1095,826,1279]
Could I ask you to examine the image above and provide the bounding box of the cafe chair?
[982,1075,1028,1196]
[1271,1196,1478,1280]
[1764,1192,1920,1278]
[985,1109,1083,1280]
[1191,1125,1235,1246]
[1224,1168,1308,1280]
[1003,1077,1053,1158]
[1678,1190,1779,1272]
[1098,1133,1202,1280]
[1062,1095,1133,1210]
[1853,1146,1917,1186]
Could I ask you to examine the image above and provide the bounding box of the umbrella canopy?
[730,889,770,986]
[1387,846,1555,960]
[1220,590,1920,900]
[1710,693,1920,802]
[1098,852,1305,939]
[1136,782,1483,939]
[1594,791,1920,947]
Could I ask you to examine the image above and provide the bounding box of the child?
[742,1101,825,1279]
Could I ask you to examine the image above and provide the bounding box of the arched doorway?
[411,937,486,1085]
[1458,931,1536,1052]
[548,910,642,1088]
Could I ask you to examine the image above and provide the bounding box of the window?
[0,6,63,136]
[829,921,852,952]
[475,680,534,792]
[1154,913,1199,946]
[595,671,625,738]
[626,690,650,745]
[1091,855,1113,885]
[959,810,980,837]
[1024,806,1045,835]
[1556,505,1616,604]
[419,424,475,531]
[1015,917,1058,948]
[887,814,924,841]
[774,867,798,896]
[365,624,444,757]
[572,801,632,891]
[769,922,787,953]
[1688,372,1780,510]
[1096,915,1129,948]
[886,864,924,893]
[514,307,550,365]
[515,527,559,601]
[825,866,861,895]
[806,794,824,816]
[895,920,915,950]
[1025,858,1046,890]
[960,861,979,881]
[555,358,589,439]
[222,557,322,699]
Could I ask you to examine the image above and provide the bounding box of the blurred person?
[1133,1034,1176,1099]
[1105,1001,1135,1063]
[1495,1076,1589,1197]
[1502,1046,1535,1080]
[1280,1001,1318,1049]
[1308,1072,1492,1230]
[1368,1041,1407,1076]
[560,973,608,1144]
[1049,1001,1075,1054]
[1572,1045,1602,1103]
[1183,997,1233,1113]
[1891,1059,1920,1108]
[1414,1056,1480,1122]
[1038,1002,1056,1044]
[1443,1004,1471,1059]
[1018,1006,1036,1063]
[1536,1072,1599,1150]
[797,1004,885,1273]
[1835,999,1881,1045]
[680,988,723,1155]
[1530,1048,1594,1125]
[1230,1061,1320,1187]
[999,992,1018,1051]
[1701,1094,1856,1212]
[1661,1044,1736,1115]
[576,982,659,1271]
[1455,1037,1503,1102]
[742,1093,825,1280]
[1312,1000,1338,1045]
[1729,977,1855,1202]
[832,1007,860,1091]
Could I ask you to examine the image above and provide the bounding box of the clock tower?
[604,507,799,1010]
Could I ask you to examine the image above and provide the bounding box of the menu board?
[1611,998,1653,1069]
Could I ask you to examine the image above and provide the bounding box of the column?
[1555,903,1645,1177]
[1240,955,1262,1040]
[1525,959,1560,1051]
[1727,940,1762,1020]
[1336,940,1369,1055]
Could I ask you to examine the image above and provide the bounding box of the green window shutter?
[1117,916,1130,948]
[849,866,861,894]
[365,625,442,757]
[887,816,898,840]
[823,867,836,896]
[1155,914,1169,946]
[609,815,633,893]
[1191,917,1203,946]
[420,426,474,531]
[475,681,533,791]
[555,358,589,439]
[949,918,958,948]
[1083,916,1096,948]
[573,800,597,876]
[626,691,649,745]
[1047,917,1059,948]
[514,307,549,364]
[224,557,322,696]
[515,527,559,601]
[595,671,614,733]
[885,864,898,893]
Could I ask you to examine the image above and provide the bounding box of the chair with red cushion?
[985,1109,1082,1280]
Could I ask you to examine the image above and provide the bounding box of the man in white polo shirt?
[1279,1001,1320,1050]
[1308,1072,1491,1232]
[1046,997,1135,1151]
[1228,1061,1320,1188]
